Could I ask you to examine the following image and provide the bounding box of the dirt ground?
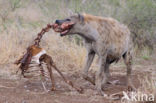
[0,57,155,103]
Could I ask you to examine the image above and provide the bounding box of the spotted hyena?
[52,13,135,95]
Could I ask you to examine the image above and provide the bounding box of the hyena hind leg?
[123,51,136,91]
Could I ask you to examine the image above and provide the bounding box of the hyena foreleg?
[95,54,108,96]
[82,50,95,85]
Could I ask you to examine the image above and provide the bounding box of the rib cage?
[22,62,50,80]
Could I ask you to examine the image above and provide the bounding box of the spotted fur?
[55,13,135,95]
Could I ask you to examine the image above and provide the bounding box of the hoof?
[82,74,95,85]
[67,80,73,86]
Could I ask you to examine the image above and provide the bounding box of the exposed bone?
[14,23,83,93]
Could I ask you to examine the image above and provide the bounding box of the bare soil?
[0,58,155,103]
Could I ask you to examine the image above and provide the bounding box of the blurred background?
[0,0,156,72]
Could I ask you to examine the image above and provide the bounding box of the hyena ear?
[78,13,84,24]
[67,9,74,16]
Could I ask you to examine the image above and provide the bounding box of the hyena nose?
[55,20,60,24]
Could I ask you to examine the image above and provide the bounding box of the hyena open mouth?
[52,20,75,36]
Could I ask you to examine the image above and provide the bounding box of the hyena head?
[53,14,85,36]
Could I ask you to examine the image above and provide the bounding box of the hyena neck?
[76,26,99,42]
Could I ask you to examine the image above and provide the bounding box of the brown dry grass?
[0,0,155,103]
[0,25,86,70]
